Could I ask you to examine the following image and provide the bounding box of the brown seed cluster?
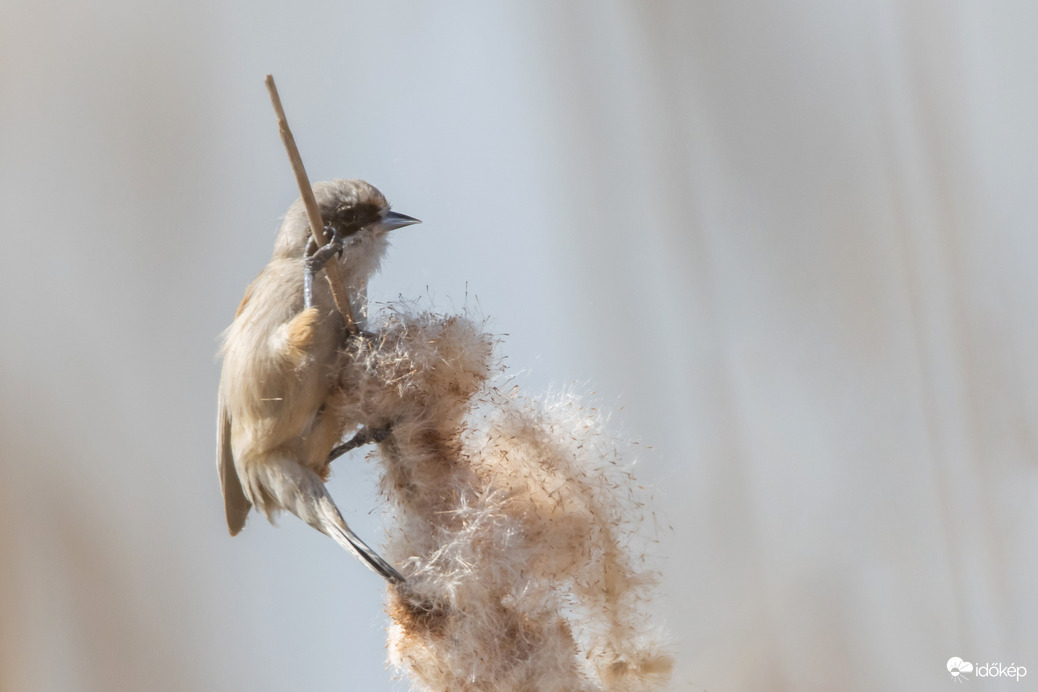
[331,308,672,691]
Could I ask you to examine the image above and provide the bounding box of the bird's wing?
[218,390,252,535]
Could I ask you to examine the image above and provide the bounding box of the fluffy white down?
[330,306,672,691]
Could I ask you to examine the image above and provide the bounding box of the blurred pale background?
[1,1,1035,690]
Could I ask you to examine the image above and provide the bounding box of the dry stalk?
[264,73,358,335]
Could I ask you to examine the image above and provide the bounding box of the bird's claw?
[303,227,345,309]
[327,425,392,464]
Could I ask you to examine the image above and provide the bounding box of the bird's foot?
[327,425,392,464]
[303,226,345,309]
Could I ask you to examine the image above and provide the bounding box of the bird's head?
[273,179,420,259]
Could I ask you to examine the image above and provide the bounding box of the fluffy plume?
[331,306,672,691]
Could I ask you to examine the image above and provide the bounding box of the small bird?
[217,179,418,584]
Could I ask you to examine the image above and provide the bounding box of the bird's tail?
[248,455,405,584]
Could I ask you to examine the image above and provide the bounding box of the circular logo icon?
[947,657,974,679]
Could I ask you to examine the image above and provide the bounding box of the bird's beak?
[373,210,421,233]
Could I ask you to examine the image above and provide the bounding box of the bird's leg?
[302,226,345,309]
[327,425,392,464]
